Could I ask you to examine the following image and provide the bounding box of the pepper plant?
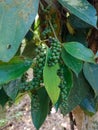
[0,0,98,130]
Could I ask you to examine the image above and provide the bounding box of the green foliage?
[63,42,95,63]
[31,87,50,130]
[62,72,91,114]
[58,0,97,28]
[80,94,96,116]
[3,79,20,100]
[43,47,60,104]
[83,63,98,96]
[68,14,92,29]
[61,48,83,76]
[0,0,39,62]
[0,56,32,85]
[43,62,60,104]
[0,0,98,129]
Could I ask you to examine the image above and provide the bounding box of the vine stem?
[40,1,58,40]
[48,19,58,40]
[30,28,41,43]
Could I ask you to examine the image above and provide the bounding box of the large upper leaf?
[0,56,32,85]
[58,0,97,28]
[61,48,83,76]
[83,63,98,96]
[0,0,39,62]
[63,42,95,63]
[31,88,50,130]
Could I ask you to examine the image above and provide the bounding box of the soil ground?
[0,95,78,130]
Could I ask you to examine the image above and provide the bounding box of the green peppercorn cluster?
[32,45,46,88]
[19,81,32,92]
[48,37,61,66]
[60,83,68,114]
[58,66,68,113]
[31,92,40,111]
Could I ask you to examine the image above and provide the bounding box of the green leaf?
[31,88,50,130]
[63,42,95,63]
[83,63,98,96]
[43,47,60,104]
[61,48,83,76]
[80,95,96,116]
[58,0,97,28]
[0,0,39,62]
[3,79,20,100]
[43,63,60,104]
[62,72,91,114]
[0,56,32,85]
[68,14,92,29]
[0,88,9,107]
[63,66,73,94]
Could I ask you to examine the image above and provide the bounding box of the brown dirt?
[0,95,78,130]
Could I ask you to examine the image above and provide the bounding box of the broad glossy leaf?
[61,48,83,76]
[80,95,96,116]
[83,63,98,96]
[43,47,60,104]
[0,88,9,107]
[43,63,60,104]
[0,0,39,62]
[61,72,91,115]
[63,42,95,63]
[68,14,92,29]
[31,88,50,130]
[58,0,97,28]
[3,79,20,100]
[0,56,32,85]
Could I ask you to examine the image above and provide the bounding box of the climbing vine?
[0,0,98,129]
